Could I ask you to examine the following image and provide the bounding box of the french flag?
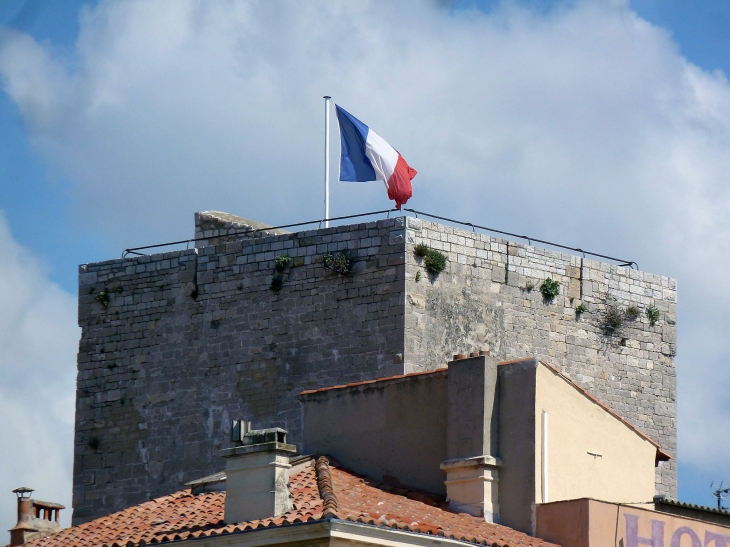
[335,105,417,210]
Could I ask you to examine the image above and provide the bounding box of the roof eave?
[162,518,515,547]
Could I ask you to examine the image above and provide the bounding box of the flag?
[335,105,417,210]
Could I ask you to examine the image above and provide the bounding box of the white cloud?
[0,0,729,501]
[0,213,78,528]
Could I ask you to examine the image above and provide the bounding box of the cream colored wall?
[300,372,448,494]
[534,363,657,504]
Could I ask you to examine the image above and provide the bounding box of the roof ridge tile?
[314,456,339,518]
[298,368,448,397]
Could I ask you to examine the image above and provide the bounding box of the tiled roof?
[28,457,557,547]
[27,470,321,547]
[654,497,730,516]
[315,457,556,547]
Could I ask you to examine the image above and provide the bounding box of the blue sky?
[0,0,729,526]
[0,0,111,290]
[4,0,730,291]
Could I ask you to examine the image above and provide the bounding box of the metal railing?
[122,208,637,269]
[122,209,394,258]
[402,209,637,268]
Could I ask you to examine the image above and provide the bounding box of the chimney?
[440,353,501,522]
[221,427,297,524]
[9,488,64,546]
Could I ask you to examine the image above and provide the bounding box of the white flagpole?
[323,95,331,228]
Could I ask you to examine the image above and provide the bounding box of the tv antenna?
[711,481,730,510]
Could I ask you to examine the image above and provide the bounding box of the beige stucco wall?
[536,498,619,547]
[299,371,448,494]
[534,363,657,505]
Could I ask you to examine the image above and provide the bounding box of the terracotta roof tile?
[298,368,448,397]
[28,458,558,547]
[27,467,323,547]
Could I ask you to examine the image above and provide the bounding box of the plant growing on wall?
[274,254,291,272]
[413,243,429,258]
[525,282,535,292]
[270,254,295,293]
[540,278,560,302]
[270,276,284,293]
[94,285,123,307]
[625,306,639,321]
[598,298,651,338]
[95,290,110,306]
[323,250,352,276]
[600,302,625,335]
[413,243,447,276]
[575,303,588,317]
[415,270,421,282]
[423,249,446,275]
[646,305,660,326]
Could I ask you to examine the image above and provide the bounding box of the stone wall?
[73,214,677,524]
[402,218,677,497]
[194,211,290,248]
[74,218,408,524]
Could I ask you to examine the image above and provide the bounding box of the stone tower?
[73,212,676,524]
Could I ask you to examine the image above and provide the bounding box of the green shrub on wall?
[95,290,110,306]
[625,306,639,321]
[274,254,291,272]
[270,276,284,293]
[646,305,660,325]
[540,278,560,301]
[413,243,429,258]
[323,250,352,276]
[414,244,447,276]
[600,302,625,335]
[270,254,292,293]
[423,249,446,275]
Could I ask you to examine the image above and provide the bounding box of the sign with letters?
[620,507,730,547]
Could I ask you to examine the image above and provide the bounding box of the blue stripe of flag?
[335,105,376,182]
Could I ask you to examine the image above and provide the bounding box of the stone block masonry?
[73,214,676,524]
[403,217,676,499]
[193,211,290,249]
[74,217,408,524]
